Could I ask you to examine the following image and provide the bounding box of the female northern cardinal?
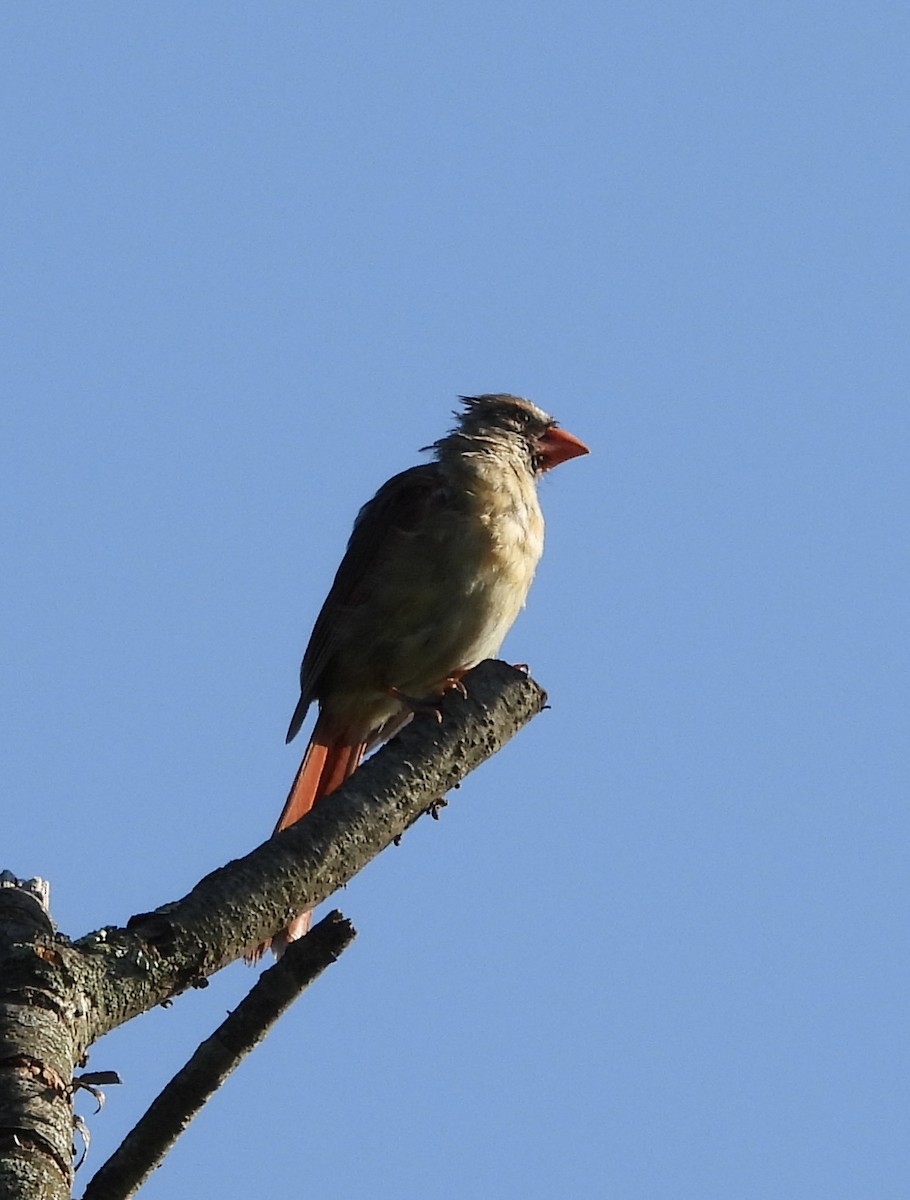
[262,394,588,954]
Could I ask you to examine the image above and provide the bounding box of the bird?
[258,393,588,956]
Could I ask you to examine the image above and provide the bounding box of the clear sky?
[3,4,908,1198]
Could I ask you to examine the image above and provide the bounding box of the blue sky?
[3,4,908,1197]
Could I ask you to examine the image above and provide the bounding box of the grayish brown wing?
[285,462,451,742]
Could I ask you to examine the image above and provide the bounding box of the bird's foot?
[384,672,469,720]
[384,685,444,723]
[439,673,469,698]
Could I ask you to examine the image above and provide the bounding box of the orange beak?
[537,425,590,471]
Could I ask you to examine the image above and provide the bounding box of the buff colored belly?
[326,486,544,734]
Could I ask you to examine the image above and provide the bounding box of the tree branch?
[79,660,546,1041]
[80,911,355,1200]
[0,661,545,1195]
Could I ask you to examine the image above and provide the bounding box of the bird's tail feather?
[274,717,364,832]
[246,715,365,962]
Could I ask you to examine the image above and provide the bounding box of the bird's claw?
[385,676,467,720]
[384,685,444,722]
[440,675,468,698]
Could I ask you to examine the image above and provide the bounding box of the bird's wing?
[286,462,451,741]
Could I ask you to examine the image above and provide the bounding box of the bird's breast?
[397,461,545,677]
[324,457,545,725]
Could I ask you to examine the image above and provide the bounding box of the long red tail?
[274,715,365,833]
[248,714,365,961]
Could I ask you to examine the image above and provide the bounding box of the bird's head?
[450,393,590,473]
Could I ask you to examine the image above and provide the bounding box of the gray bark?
[0,661,546,1198]
[81,911,356,1200]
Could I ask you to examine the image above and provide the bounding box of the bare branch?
[80,911,355,1200]
[79,660,546,1040]
[0,661,546,1195]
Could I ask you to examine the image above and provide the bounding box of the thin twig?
[80,911,355,1200]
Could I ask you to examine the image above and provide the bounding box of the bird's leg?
[384,685,445,722]
[384,669,469,721]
